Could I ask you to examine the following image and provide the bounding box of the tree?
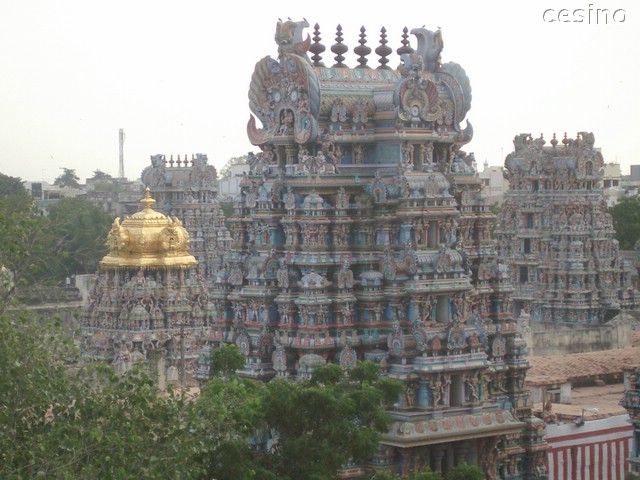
[211,343,246,378]
[609,195,640,250]
[0,173,49,292]
[53,167,81,189]
[0,173,29,197]
[0,194,113,292]
[0,296,412,480]
[45,197,114,276]
[254,362,403,480]
[187,376,270,480]
[218,155,248,180]
[0,309,195,480]
[89,169,112,181]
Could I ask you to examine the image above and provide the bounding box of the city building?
[602,161,623,207]
[201,19,544,478]
[529,344,640,479]
[218,162,249,201]
[478,160,509,206]
[494,132,639,322]
[85,177,145,217]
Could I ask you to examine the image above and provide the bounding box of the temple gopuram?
[80,188,210,388]
[203,19,546,479]
[620,366,640,478]
[495,132,639,323]
[140,153,232,280]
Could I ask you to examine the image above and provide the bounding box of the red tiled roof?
[527,346,640,384]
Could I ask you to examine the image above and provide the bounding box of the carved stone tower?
[495,132,638,323]
[205,19,540,479]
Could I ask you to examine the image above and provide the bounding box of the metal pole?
[180,322,185,387]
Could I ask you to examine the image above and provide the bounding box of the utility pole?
[119,128,125,180]
[179,321,185,387]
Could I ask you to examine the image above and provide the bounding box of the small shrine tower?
[80,188,210,388]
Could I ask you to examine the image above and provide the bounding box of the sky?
[1,0,638,183]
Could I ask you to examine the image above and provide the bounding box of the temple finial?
[376,27,392,70]
[309,23,326,67]
[141,187,156,210]
[354,26,371,69]
[331,24,348,68]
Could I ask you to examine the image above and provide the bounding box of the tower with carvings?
[206,20,542,478]
[495,132,638,323]
[80,188,210,388]
[140,153,232,281]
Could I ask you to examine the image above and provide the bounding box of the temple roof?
[100,188,197,269]
[382,409,523,447]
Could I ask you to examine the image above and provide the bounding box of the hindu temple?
[198,19,546,479]
[140,152,232,280]
[494,132,639,323]
[80,188,210,388]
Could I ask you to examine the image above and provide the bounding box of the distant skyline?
[1,0,638,183]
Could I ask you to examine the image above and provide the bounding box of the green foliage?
[0,311,407,480]
[369,468,441,479]
[255,362,402,480]
[45,197,114,276]
[609,195,640,250]
[0,309,194,479]
[219,201,235,218]
[0,178,49,290]
[53,168,81,189]
[0,173,29,197]
[488,202,501,216]
[369,464,483,480]
[90,169,112,181]
[187,377,268,480]
[0,188,112,298]
[218,155,248,180]
[211,343,246,378]
[444,463,484,480]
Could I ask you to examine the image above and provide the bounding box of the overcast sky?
[1,0,638,183]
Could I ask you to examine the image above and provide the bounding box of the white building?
[478,160,509,206]
[217,163,248,201]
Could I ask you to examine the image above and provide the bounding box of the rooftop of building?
[529,330,640,421]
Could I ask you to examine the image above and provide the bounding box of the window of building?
[519,266,528,283]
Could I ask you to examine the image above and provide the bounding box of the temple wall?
[9,303,82,331]
[545,414,632,480]
[521,312,639,356]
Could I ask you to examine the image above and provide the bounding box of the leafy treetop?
[53,168,81,189]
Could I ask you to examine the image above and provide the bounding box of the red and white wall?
[545,415,632,480]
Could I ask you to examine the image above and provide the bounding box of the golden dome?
[100,188,198,269]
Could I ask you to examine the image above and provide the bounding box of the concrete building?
[527,341,640,479]
[602,162,623,207]
[217,162,249,201]
[478,160,509,206]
